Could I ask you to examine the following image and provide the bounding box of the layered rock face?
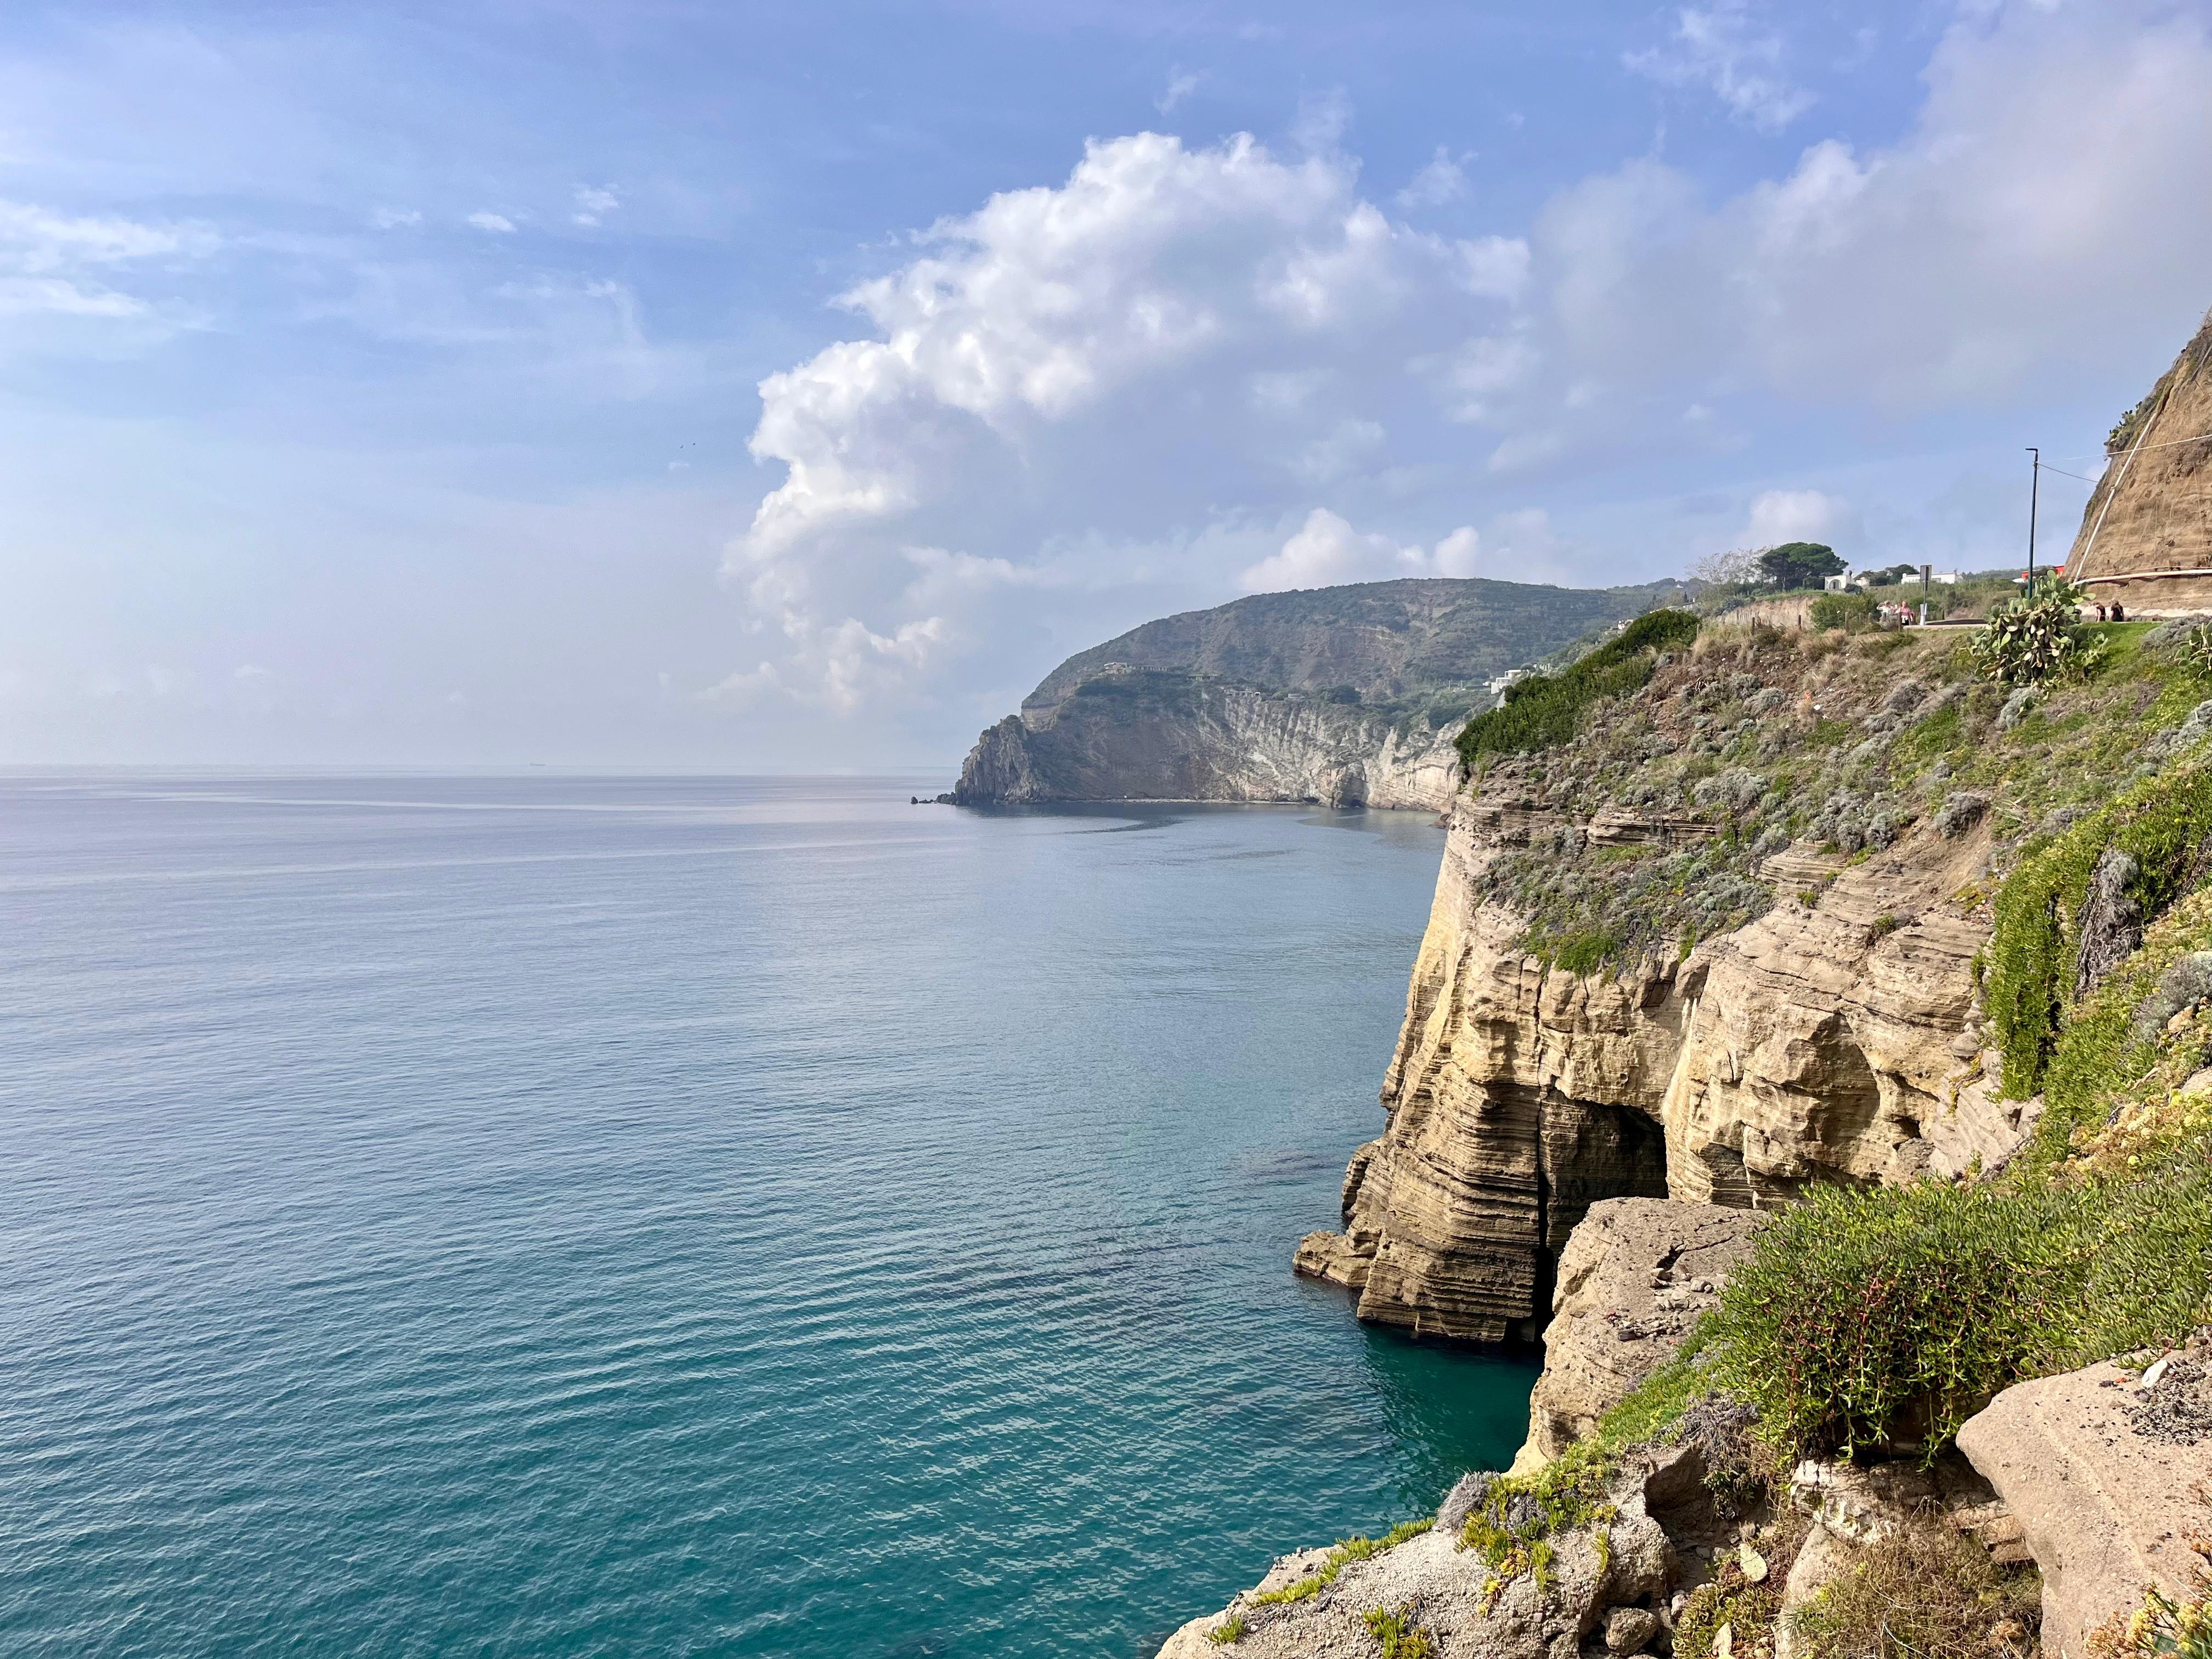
[2068,306,2212,612]
[953,673,1461,809]
[1296,793,2015,1342]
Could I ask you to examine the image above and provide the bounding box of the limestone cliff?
[951,576,1692,807]
[1295,794,2008,1341]
[1294,620,2075,1343]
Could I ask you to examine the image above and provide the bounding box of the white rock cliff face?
[954,676,1462,809]
[1295,791,2020,1342]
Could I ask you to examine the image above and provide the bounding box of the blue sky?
[5,1,2211,769]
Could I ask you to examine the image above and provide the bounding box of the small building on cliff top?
[2064,306,2212,612]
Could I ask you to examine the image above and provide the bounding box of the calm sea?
[0,775,1536,1658]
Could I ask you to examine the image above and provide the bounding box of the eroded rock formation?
[1512,1198,1766,1472]
[1295,790,2022,1342]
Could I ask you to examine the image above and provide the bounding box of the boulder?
[1513,1198,1766,1471]
[1957,1344,2212,1658]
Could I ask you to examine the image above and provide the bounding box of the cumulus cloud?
[572,186,620,227]
[727,128,1527,707]
[1742,488,1857,550]
[1237,507,1572,593]
[724,2,2212,716]
[466,211,517,233]
[1625,2,1813,129]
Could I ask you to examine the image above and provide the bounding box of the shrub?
[1970,582,2101,686]
[1787,1519,2039,1658]
[1810,591,1877,633]
[2090,1539,2212,1659]
[1934,791,1990,837]
[1456,610,1700,768]
[1709,1163,2212,1461]
[1985,760,2212,1098]
[1205,1613,1247,1645]
[1711,1183,2057,1460]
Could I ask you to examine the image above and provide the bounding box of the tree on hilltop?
[1758,541,1843,590]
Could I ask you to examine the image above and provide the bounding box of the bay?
[0,774,1536,1658]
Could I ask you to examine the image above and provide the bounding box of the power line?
[2045,429,2212,465]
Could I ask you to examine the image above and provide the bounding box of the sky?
[5,0,2212,771]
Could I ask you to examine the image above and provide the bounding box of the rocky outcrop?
[1295,792,2014,1342]
[952,673,1462,809]
[1155,1464,1680,1659]
[1659,830,1996,1205]
[1957,1335,2212,1658]
[1511,1199,1766,1472]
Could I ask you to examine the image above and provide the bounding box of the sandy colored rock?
[1301,792,2002,1341]
[1773,1525,1855,1659]
[1513,1198,1765,1471]
[1957,1354,2212,1658]
[2066,306,2212,614]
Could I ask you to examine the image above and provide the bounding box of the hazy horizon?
[8,1,2210,769]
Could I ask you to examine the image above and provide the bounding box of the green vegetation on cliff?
[1454,608,1700,768]
[1447,602,2212,1471]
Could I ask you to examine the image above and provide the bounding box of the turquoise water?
[0,775,1537,1658]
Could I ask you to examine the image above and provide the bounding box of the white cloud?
[1625,2,1814,130]
[0,277,150,318]
[372,207,422,229]
[1742,488,1857,550]
[572,186,620,227]
[1237,506,1569,592]
[0,201,213,269]
[466,211,517,233]
[1396,148,1468,210]
[729,129,1525,708]
[1156,67,1202,115]
[723,3,2212,716]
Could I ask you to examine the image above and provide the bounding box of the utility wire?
[2045,429,2212,465]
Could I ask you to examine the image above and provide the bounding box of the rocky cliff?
[957,673,1463,809]
[1294,622,2035,1342]
[951,577,1692,808]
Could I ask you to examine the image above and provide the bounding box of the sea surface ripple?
[0,775,1537,1657]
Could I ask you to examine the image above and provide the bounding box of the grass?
[1788,1520,2039,1658]
[1249,1520,1430,1607]
[1205,1614,1246,1645]
[1362,1606,1435,1659]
